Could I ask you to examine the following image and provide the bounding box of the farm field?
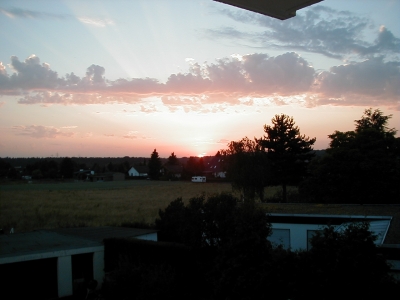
[1,180,399,244]
[0,180,241,233]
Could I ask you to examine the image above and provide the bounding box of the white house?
[204,156,226,178]
[268,213,392,251]
[128,165,148,177]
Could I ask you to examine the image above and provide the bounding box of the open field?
[1,180,399,243]
[0,180,241,233]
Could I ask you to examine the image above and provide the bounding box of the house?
[203,155,226,178]
[0,227,158,299]
[268,213,392,250]
[264,204,400,280]
[128,165,149,177]
[74,169,94,181]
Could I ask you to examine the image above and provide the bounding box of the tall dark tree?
[301,108,400,204]
[222,137,270,202]
[148,149,162,180]
[258,114,316,202]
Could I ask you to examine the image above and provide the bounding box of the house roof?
[262,203,400,244]
[49,226,157,242]
[214,0,323,20]
[130,165,149,174]
[0,227,158,264]
[204,156,225,174]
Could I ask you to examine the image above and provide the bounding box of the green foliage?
[301,108,400,203]
[148,149,162,180]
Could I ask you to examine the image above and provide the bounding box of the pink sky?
[0,1,399,158]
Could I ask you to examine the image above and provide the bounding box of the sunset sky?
[1,0,399,158]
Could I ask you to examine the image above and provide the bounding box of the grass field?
[1,180,399,244]
[0,180,243,233]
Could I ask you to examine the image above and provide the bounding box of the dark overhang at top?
[214,0,323,20]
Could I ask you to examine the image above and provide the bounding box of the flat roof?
[0,227,157,264]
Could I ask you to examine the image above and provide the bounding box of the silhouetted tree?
[258,114,316,202]
[293,223,397,300]
[148,149,162,180]
[182,156,204,179]
[221,137,270,202]
[156,193,271,249]
[300,108,399,203]
[167,152,179,165]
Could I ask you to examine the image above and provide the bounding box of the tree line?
[0,157,144,180]
[220,108,399,204]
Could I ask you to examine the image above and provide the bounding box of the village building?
[128,165,149,178]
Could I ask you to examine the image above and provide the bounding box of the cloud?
[211,5,400,60]
[85,64,106,85]
[77,17,114,27]
[12,125,74,138]
[1,53,399,110]
[122,131,151,139]
[217,139,230,144]
[161,96,203,112]
[311,57,400,107]
[140,105,158,113]
[0,7,114,27]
